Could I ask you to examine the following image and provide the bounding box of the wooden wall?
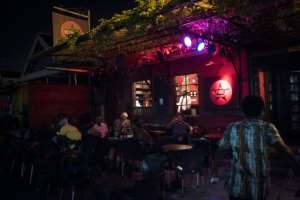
[28,84,90,129]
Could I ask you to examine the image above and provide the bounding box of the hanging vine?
[57,29,82,49]
[89,0,215,49]
[58,0,300,63]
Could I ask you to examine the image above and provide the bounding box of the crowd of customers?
[1,95,299,200]
[0,111,159,200]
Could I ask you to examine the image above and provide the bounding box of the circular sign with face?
[209,80,233,106]
[61,21,83,38]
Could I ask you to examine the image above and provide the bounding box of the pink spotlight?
[183,36,192,47]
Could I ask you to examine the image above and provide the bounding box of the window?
[132,80,152,108]
[175,74,199,113]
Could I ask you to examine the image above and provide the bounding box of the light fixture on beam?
[196,40,205,52]
[45,67,89,73]
[183,36,192,47]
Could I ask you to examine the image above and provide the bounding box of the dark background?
[0,0,135,71]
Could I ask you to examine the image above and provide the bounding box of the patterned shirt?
[219,119,283,200]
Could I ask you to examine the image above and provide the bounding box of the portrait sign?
[209,80,232,106]
[60,21,83,38]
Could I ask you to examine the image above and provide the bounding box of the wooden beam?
[19,70,60,82]
[53,6,89,19]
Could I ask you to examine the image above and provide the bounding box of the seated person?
[166,113,192,144]
[119,112,133,137]
[132,118,152,146]
[113,112,132,138]
[57,118,82,150]
[89,116,108,139]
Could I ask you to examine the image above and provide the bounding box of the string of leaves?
[58,29,82,49]
[89,0,215,49]
[60,0,300,57]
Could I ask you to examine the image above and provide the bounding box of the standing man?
[212,95,300,200]
[177,91,192,113]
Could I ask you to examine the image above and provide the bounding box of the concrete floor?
[1,157,300,200]
[1,170,299,200]
[168,176,300,200]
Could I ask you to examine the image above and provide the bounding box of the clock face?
[60,21,83,38]
[209,80,233,106]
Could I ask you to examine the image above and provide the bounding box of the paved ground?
[168,161,300,200]
[2,170,299,200]
[1,158,300,200]
[168,175,300,200]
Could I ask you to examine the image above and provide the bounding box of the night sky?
[0,0,135,71]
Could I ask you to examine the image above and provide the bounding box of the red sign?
[209,80,232,106]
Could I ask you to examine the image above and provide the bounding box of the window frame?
[174,73,199,114]
[132,79,153,109]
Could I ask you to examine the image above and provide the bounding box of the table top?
[162,144,193,151]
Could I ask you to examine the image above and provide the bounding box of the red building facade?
[98,43,249,132]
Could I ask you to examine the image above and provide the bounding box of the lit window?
[133,80,152,108]
[175,74,199,113]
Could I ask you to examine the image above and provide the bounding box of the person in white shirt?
[177,91,192,113]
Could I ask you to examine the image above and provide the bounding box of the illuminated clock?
[209,80,233,106]
[60,21,83,38]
